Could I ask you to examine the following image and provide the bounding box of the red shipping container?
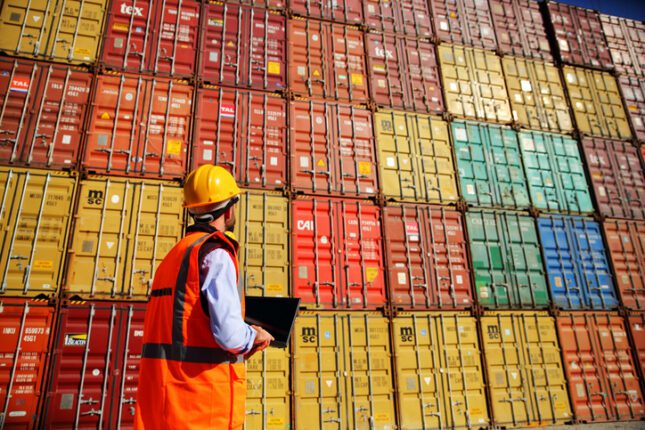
[0,298,55,429]
[289,0,363,24]
[489,0,553,60]
[83,74,193,179]
[363,0,433,38]
[292,197,386,309]
[603,220,645,311]
[0,58,92,169]
[545,2,613,70]
[288,19,368,102]
[600,14,645,77]
[41,302,146,429]
[290,100,377,197]
[365,33,443,113]
[619,76,645,142]
[383,205,472,310]
[556,312,645,422]
[198,3,286,92]
[100,0,200,77]
[428,0,497,50]
[229,0,285,8]
[582,138,645,220]
[192,86,287,189]
[627,314,645,389]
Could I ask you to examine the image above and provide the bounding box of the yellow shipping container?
[503,56,573,133]
[64,176,184,300]
[0,0,107,64]
[293,311,396,430]
[375,111,458,204]
[246,347,291,430]
[235,190,289,297]
[438,44,512,124]
[563,66,632,139]
[392,312,489,430]
[0,167,76,298]
[480,311,572,428]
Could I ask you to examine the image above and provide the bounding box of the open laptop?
[244,296,300,348]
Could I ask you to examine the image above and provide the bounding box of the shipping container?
[383,205,472,310]
[293,311,396,430]
[288,18,368,102]
[519,131,593,214]
[0,167,76,298]
[581,138,645,219]
[64,177,184,301]
[291,197,385,309]
[289,0,362,24]
[363,0,433,38]
[234,190,289,298]
[429,0,497,50]
[480,311,572,427]
[556,312,645,422]
[392,312,489,429]
[375,111,458,204]
[199,2,286,91]
[100,0,200,77]
[619,75,645,142]
[452,121,530,209]
[538,215,618,310]
[627,314,645,391]
[192,86,287,189]
[83,74,193,179]
[41,301,146,429]
[503,56,573,133]
[563,66,632,140]
[600,14,645,77]
[245,347,291,430]
[365,33,443,113]
[603,220,645,310]
[0,58,93,169]
[489,0,552,61]
[0,298,55,429]
[544,2,613,70]
[290,99,377,197]
[466,211,549,309]
[0,0,107,65]
[438,45,512,124]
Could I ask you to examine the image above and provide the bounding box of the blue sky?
[559,0,645,21]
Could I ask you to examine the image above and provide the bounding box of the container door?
[603,221,645,310]
[245,347,290,430]
[247,7,286,91]
[430,0,497,49]
[151,0,199,77]
[365,34,407,110]
[0,0,57,58]
[289,0,363,24]
[198,3,244,86]
[489,0,552,60]
[404,38,443,114]
[619,76,645,141]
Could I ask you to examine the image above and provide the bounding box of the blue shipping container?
[538,216,618,310]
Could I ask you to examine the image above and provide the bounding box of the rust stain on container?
[603,220,645,310]
[290,99,377,197]
[600,14,645,77]
[619,75,645,142]
[556,312,645,422]
[429,0,497,50]
[490,0,552,60]
[363,0,433,38]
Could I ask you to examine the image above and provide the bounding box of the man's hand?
[244,325,274,360]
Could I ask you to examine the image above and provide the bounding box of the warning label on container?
[358,161,371,176]
[10,77,30,93]
[366,267,379,282]
[33,260,53,270]
[166,139,182,155]
[267,61,281,75]
[64,333,88,347]
[113,23,129,32]
[404,222,419,242]
[220,104,235,118]
[350,73,364,86]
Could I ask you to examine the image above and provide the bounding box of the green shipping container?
[466,211,549,309]
[519,131,593,214]
[452,121,530,209]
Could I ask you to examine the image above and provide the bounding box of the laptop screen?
[244,296,300,348]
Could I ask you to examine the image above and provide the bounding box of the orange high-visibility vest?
[134,230,246,430]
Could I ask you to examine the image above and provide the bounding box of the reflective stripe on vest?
[143,232,242,364]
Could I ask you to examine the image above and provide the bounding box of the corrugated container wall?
[0,58,93,169]
[0,0,107,65]
[288,0,363,24]
[0,299,55,429]
[480,312,572,427]
[191,86,287,189]
[556,312,645,422]
[627,314,645,391]
[392,312,489,429]
[600,14,645,77]
[619,75,645,142]
[246,348,291,430]
[429,0,497,50]
[363,0,433,38]
[383,205,473,310]
[0,168,76,298]
[603,220,645,310]
[41,302,146,429]
[489,0,552,60]
[293,311,396,430]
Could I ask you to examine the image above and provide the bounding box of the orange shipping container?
[363,0,433,38]
[619,76,645,142]
[603,220,645,311]
[627,314,645,391]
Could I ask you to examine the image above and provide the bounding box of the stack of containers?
[542,0,645,423]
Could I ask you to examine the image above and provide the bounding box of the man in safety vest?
[134,165,274,430]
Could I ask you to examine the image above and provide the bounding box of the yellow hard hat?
[183,165,242,209]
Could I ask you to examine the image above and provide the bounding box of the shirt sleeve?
[200,248,256,354]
